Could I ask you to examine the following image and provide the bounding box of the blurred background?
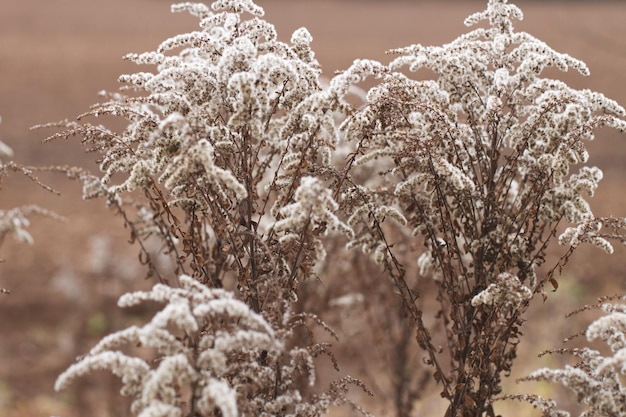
[0,1,625,416]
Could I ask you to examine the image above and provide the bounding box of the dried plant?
[56,274,363,417]
[43,0,626,416]
[47,0,365,415]
[0,117,48,248]
[40,0,347,293]
[320,0,626,416]
[0,116,64,295]
[509,295,626,417]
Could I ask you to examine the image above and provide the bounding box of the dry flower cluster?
[0,118,40,249]
[323,0,626,415]
[507,295,626,417]
[0,117,63,294]
[55,274,357,417]
[43,0,369,415]
[20,0,626,416]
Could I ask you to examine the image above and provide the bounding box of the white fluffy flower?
[55,274,285,417]
[274,176,353,242]
[471,272,532,312]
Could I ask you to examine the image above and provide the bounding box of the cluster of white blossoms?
[320,0,626,413]
[518,297,626,417]
[55,275,325,417]
[39,0,361,297]
[0,118,33,245]
[0,118,64,248]
[274,176,353,262]
[47,0,332,213]
[56,273,353,417]
[471,272,532,324]
[557,214,619,254]
[328,0,626,306]
[40,0,358,294]
[0,206,38,245]
[50,3,362,412]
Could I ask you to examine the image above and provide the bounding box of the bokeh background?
[1,1,625,416]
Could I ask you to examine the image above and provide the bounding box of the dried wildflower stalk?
[48,1,365,415]
[0,118,52,248]
[323,0,626,416]
[40,0,349,296]
[508,295,626,417]
[0,116,65,295]
[56,275,359,417]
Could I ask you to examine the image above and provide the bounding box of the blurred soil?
[0,1,625,416]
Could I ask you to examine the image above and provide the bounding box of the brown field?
[0,1,625,416]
